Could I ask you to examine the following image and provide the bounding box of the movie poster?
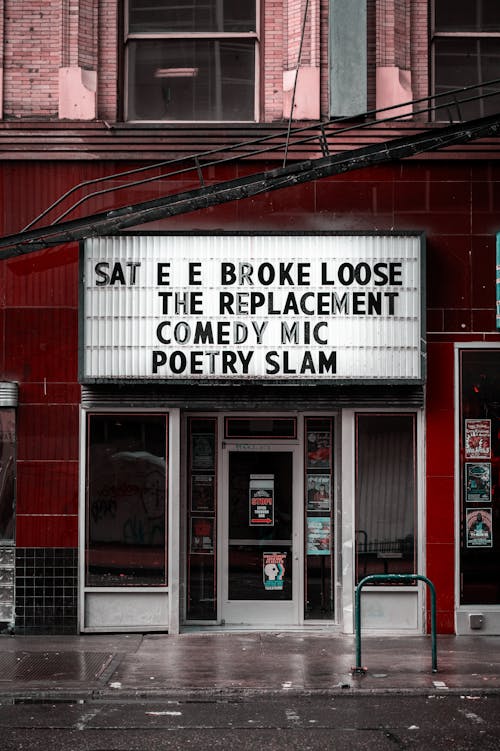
[191,434,215,470]
[464,419,491,460]
[306,517,331,555]
[465,463,491,503]
[466,508,493,548]
[306,475,331,512]
[191,474,215,512]
[190,517,215,554]
[306,431,330,469]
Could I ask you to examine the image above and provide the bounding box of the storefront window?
[305,417,335,618]
[86,414,167,587]
[355,414,417,583]
[460,349,500,604]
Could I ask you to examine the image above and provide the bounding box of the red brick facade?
[0,0,428,122]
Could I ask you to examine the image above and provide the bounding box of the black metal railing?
[21,78,500,232]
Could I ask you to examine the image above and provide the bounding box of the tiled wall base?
[15,548,78,634]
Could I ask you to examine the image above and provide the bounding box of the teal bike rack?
[352,573,438,674]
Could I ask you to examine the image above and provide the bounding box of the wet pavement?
[0,632,498,699]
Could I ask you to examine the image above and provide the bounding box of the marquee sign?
[80,233,424,382]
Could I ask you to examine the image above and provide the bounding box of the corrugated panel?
[81,384,424,409]
[0,120,498,161]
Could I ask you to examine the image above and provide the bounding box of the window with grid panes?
[125,0,257,121]
[432,1,500,120]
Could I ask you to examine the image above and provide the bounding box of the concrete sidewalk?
[0,632,498,699]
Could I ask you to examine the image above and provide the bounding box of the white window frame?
[431,0,500,120]
[124,0,260,123]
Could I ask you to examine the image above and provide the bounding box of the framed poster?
[191,474,215,512]
[465,463,491,503]
[466,508,493,548]
[464,419,491,460]
[306,431,331,469]
[306,517,331,555]
[191,434,215,470]
[190,516,215,554]
[306,475,331,512]
[249,475,274,526]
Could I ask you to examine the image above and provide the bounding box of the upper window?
[125,0,258,121]
[432,0,500,120]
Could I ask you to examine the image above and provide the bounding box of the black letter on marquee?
[152,351,167,373]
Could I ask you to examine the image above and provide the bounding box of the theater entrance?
[183,414,338,629]
[220,444,301,626]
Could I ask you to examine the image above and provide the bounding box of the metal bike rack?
[352,574,438,674]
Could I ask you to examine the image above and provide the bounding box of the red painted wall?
[2,158,500,632]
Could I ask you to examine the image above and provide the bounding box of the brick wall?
[3,0,63,118]
[0,0,430,124]
[78,0,97,71]
[97,0,117,121]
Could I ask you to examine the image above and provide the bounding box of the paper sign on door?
[249,474,274,526]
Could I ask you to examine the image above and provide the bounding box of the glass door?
[220,444,301,626]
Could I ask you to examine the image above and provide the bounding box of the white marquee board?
[80,234,424,382]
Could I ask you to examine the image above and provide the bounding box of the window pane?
[435,0,500,32]
[127,39,255,121]
[0,411,15,541]
[129,0,256,33]
[86,414,167,587]
[355,414,416,583]
[434,38,500,119]
[460,350,500,605]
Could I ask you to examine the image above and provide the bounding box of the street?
[0,693,499,750]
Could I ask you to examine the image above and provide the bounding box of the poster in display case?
[191,474,215,512]
[190,517,215,554]
[191,434,215,470]
[465,463,491,503]
[306,431,330,469]
[466,508,493,548]
[307,475,331,512]
[464,419,491,460]
[306,517,331,555]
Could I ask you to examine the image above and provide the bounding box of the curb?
[1,685,500,702]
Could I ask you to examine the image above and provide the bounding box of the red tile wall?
[2,157,500,629]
